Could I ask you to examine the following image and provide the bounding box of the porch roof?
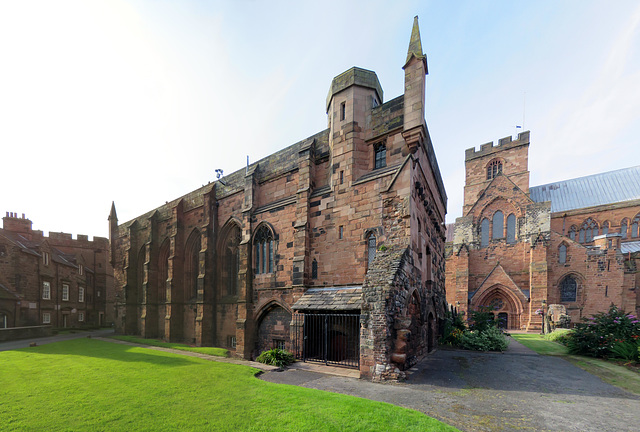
[292,286,362,311]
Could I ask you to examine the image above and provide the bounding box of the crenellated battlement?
[465,130,530,161]
[2,211,108,245]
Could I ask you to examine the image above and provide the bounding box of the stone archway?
[256,304,292,354]
[472,285,524,330]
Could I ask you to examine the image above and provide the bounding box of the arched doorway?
[472,285,524,330]
[256,304,291,354]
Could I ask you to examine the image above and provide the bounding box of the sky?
[1,0,639,239]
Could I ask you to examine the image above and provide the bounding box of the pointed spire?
[109,201,118,222]
[403,16,427,71]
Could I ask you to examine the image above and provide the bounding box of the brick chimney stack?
[2,211,33,236]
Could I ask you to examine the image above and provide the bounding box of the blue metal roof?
[621,241,640,254]
[530,166,640,212]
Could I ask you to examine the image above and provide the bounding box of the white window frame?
[42,281,51,300]
[79,264,83,275]
[78,286,85,302]
[62,284,69,301]
[78,312,84,322]
[43,312,51,324]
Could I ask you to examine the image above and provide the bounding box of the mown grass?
[0,339,459,431]
[110,335,229,357]
[510,333,569,356]
[511,333,640,395]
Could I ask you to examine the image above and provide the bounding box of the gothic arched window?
[569,226,577,241]
[602,221,610,235]
[559,275,578,302]
[137,246,146,304]
[581,218,598,243]
[486,159,503,180]
[223,225,241,296]
[558,244,567,264]
[254,225,274,274]
[481,218,490,247]
[506,214,516,244]
[632,214,640,238]
[621,219,628,239]
[492,211,504,239]
[311,258,318,279]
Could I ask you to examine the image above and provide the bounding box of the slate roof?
[292,286,362,311]
[621,241,640,254]
[0,282,19,300]
[530,166,640,212]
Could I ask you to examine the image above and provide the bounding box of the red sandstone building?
[445,132,640,330]
[109,17,447,380]
[0,212,114,329]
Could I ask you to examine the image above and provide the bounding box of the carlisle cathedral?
[104,16,640,381]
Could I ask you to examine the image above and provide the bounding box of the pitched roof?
[621,240,640,254]
[530,166,640,212]
[292,286,362,311]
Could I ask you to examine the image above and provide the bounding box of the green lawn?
[110,334,229,357]
[510,333,569,355]
[0,339,458,431]
[511,333,640,395]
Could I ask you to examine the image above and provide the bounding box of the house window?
[254,225,274,274]
[480,218,490,247]
[79,287,85,303]
[62,284,69,301]
[340,102,346,121]
[78,312,84,322]
[273,339,286,350]
[339,226,344,239]
[492,211,504,239]
[79,265,83,275]
[558,244,567,264]
[486,159,502,180]
[43,252,50,266]
[559,276,577,302]
[374,143,386,169]
[42,281,51,300]
[621,220,628,239]
[367,233,376,266]
[506,214,516,244]
[42,313,51,324]
[228,336,237,349]
[311,259,318,279]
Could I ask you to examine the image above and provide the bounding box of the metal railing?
[293,313,360,369]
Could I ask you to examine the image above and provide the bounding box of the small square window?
[228,336,236,348]
[273,339,286,350]
[43,313,51,324]
[62,284,69,301]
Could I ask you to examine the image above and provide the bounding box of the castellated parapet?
[465,131,530,161]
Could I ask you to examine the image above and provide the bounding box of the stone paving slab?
[260,337,640,432]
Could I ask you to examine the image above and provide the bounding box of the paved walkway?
[261,337,640,432]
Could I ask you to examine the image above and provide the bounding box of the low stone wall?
[0,325,53,342]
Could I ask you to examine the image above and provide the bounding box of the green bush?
[458,326,509,352]
[439,310,466,345]
[565,304,640,358]
[544,329,572,344]
[256,348,295,368]
[467,307,498,332]
[610,341,640,362]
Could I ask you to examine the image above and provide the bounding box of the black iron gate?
[293,313,360,369]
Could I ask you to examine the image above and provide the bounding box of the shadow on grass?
[18,338,201,367]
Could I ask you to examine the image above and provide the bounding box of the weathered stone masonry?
[110,17,448,380]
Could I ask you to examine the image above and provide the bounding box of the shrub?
[458,326,509,352]
[544,329,572,344]
[467,307,498,333]
[256,348,295,368]
[439,310,466,345]
[565,304,640,358]
[610,340,640,362]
